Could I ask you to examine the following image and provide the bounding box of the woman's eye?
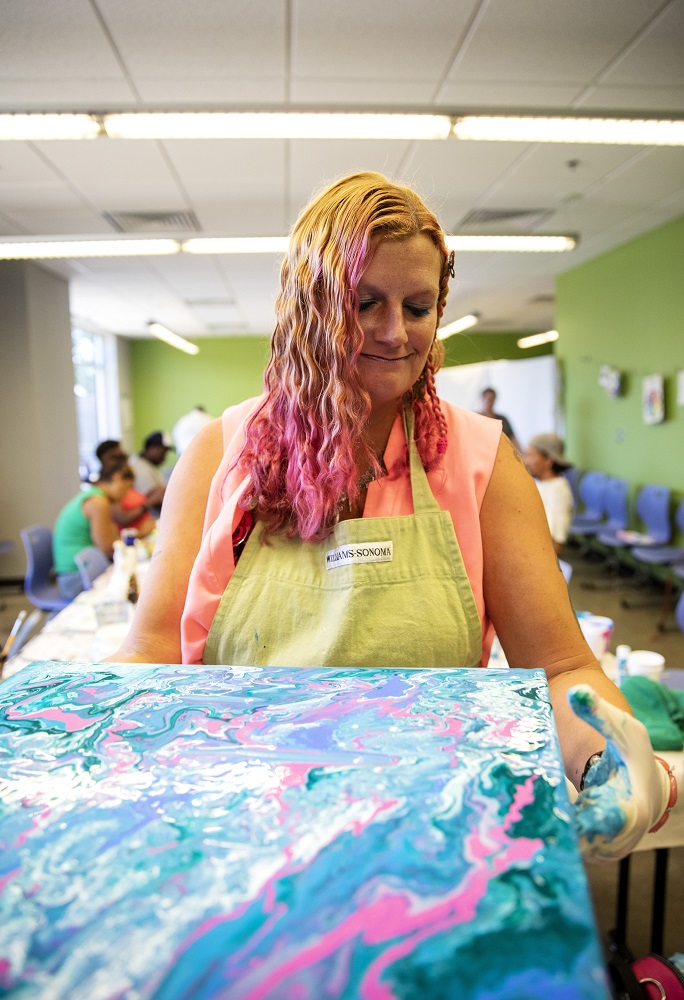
[358,300,375,312]
[407,305,431,317]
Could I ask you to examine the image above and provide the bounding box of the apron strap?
[402,407,442,516]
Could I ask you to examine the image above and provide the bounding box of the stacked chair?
[568,471,610,554]
[74,546,111,592]
[624,498,684,626]
[19,525,69,613]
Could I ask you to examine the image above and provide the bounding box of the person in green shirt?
[53,457,134,600]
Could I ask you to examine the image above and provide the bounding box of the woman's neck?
[364,400,401,459]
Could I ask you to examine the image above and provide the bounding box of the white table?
[4,561,149,678]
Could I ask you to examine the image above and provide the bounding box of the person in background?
[95,440,156,537]
[129,432,174,516]
[106,171,675,862]
[478,387,521,452]
[53,457,134,600]
[172,406,214,455]
[523,433,575,555]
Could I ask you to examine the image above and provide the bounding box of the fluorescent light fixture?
[184,236,290,254]
[0,238,179,260]
[437,314,479,340]
[452,115,684,146]
[2,111,682,146]
[446,235,575,252]
[517,330,559,349]
[0,234,575,258]
[104,112,452,141]
[147,321,200,355]
[0,113,102,141]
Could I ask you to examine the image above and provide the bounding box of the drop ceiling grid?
[443,0,669,89]
[290,0,481,88]
[96,0,288,85]
[165,139,288,207]
[32,140,189,214]
[397,141,543,222]
[0,0,126,84]
[597,1,684,88]
[479,144,640,213]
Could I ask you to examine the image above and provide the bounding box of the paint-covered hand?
[566,684,672,862]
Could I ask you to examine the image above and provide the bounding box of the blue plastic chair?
[74,546,111,591]
[19,524,70,612]
[594,477,630,545]
[569,471,609,537]
[628,485,673,548]
[631,498,684,569]
[580,477,631,589]
[562,466,582,508]
[674,567,684,635]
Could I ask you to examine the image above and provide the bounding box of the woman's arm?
[104,419,225,664]
[83,496,120,558]
[480,435,631,788]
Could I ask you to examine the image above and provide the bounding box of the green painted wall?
[442,331,553,366]
[129,336,269,456]
[556,213,684,536]
[128,330,550,448]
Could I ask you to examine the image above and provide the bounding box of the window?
[72,328,121,481]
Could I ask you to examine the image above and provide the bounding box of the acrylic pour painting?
[0,662,608,999]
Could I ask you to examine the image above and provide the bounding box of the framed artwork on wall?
[642,373,665,424]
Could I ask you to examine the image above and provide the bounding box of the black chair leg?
[650,848,669,955]
[615,854,631,947]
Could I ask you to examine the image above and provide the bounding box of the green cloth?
[621,675,684,751]
[53,486,105,574]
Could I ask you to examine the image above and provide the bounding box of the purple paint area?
[0,661,608,999]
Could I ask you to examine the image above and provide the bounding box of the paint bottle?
[615,644,631,687]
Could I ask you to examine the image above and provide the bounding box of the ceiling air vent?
[456,208,554,232]
[103,210,201,233]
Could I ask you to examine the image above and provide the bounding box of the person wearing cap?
[524,433,575,555]
[129,431,174,516]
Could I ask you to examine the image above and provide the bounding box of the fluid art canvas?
[0,661,608,999]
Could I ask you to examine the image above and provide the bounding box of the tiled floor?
[1,547,683,960]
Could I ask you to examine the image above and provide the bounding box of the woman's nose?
[374,303,407,346]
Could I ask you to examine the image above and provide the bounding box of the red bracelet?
[648,756,678,833]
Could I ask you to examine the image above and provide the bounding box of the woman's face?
[523,446,551,479]
[356,234,441,412]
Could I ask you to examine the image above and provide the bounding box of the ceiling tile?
[0,0,129,83]
[292,0,479,85]
[33,141,187,214]
[97,0,287,80]
[445,0,667,86]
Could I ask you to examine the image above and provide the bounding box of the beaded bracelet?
[648,756,678,834]
[579,751,603,791]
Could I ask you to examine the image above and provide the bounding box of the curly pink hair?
[237,171,452,542]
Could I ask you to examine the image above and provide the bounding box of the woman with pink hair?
[108,172,675,861]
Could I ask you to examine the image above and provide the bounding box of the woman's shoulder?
[438,397,503,455]
[221,395,265,440]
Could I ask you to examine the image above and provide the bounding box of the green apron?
[205,410,483,668]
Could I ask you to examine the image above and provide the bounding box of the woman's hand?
[566,684,676,862]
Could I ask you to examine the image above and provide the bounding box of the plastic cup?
[627,650,665,680]
[577,614,614,659]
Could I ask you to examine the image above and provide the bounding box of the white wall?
[436,355,563,449]
[0,262,81,579]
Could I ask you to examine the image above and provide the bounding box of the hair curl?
[237,171,452,542]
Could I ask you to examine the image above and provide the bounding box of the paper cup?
[627,649,665,680]
[577,614,614,659]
